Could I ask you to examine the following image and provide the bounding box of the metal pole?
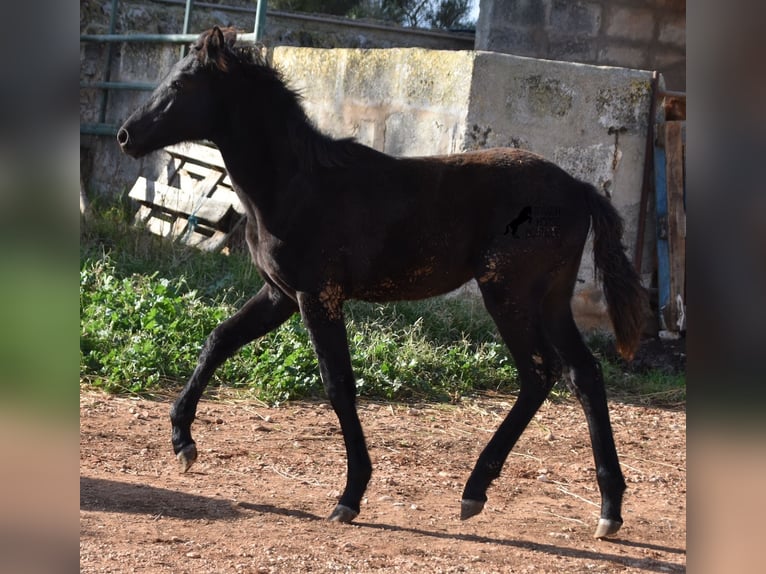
[254,0,268,41]
[98,0,120,125]
[181,0,195,56]
[80,33,223,43]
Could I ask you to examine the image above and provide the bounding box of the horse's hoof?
[328,504,358,523]
[594,518,623,539]
[460,499,485,520]
[176,443,198,472]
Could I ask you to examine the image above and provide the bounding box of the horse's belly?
[352,267,472,303]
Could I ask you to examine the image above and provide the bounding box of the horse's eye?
[171,80,183,90]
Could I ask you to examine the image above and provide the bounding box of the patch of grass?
[80,202,684,407]
[80,204,518,403]
[600,361,686,407]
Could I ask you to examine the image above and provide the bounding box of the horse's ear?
[203,26,231,71]
[223,27,238,49]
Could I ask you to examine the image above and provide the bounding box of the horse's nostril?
[117,128,130,146]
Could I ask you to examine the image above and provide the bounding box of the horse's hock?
[83,43,665,334]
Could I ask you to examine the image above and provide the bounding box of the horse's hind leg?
[543,296,626,538]
[170,283,297,471]
[461,283,562,519]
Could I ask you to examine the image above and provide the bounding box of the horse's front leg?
[171,283,297,470]
[298,290,371,522]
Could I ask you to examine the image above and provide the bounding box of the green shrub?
[80,205,683,406]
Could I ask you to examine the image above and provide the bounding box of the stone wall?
[475,0,685,91]
[464,51,654,328]
[273,47,475,157]
[80,38,656,333]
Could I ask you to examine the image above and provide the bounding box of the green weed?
[80,204,684,407]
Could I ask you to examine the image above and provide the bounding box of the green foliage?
[80,205,515,403]
[269,0,361,16]
[381,0,475,29]
[273,0,476,30]
[80,204,684,407]
[600,360,686,407]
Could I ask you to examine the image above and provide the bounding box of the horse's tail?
[584,183,647,360]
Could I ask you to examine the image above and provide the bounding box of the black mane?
[196,28,383,171]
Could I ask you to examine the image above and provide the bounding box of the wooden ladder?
[128,142,245,252]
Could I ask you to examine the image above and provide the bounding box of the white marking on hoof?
[460,499,485,520]
[594,518,622,538]
[328,504,358,523]
[177,444,198,473]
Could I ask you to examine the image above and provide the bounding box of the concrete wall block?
[492,0,550,27]
[651,0,686,10]
[275,47,346,103]
[652,49,685,91]
[594,76,653,133]
[480,25,546,58]
[384,111,463,156]
[339,49,400,106]
[658,15,686,47]
[598,43,650,70]
[548,0,602,37]
[514,74,577,121]
[605,6,656,42]
[553,142,619,196]
[397,50,476,111]
[274,47,474,157]
[548,36,598,62]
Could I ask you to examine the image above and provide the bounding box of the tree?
[268,0,362,16]
[427,0,473,30]
[271,0,476,31]
[376,0,474,29]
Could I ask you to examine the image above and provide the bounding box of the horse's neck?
[213,100,320,225]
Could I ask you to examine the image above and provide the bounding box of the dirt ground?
[80,385,685,573]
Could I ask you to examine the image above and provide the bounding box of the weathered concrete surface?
[462,51,654,332]
[475,0,685,91]
[273,47,475,156]
[81,43,656,334]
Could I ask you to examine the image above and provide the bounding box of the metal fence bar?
[81,123,121,136]
[181,0,194,57]
[150,0,474,41]
[255,0,267,40]
[80,32,259,43]
[81,81,157,91]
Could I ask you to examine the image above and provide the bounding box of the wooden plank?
[129,177,235,226]
[165,142,227,170]
[182,227,223,251]
[130,177,190,212]
[210,187,245,214]
[193,170,224,199]
[176,160,233,187]
[654,130,671,331]
[129,141,243,252]
[665,121,686,332]
[134,204,153,225]
[178,225,213,248]
[156,156,184,186]
[177,168,196,192]
[198,230,230,252]
[145,214,175,238]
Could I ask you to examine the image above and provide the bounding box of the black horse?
[118,27,646,539]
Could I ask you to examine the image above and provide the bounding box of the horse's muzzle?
[116,127,133,153]
[116,126,145,158]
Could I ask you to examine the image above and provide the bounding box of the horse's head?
[117,27,241,157]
